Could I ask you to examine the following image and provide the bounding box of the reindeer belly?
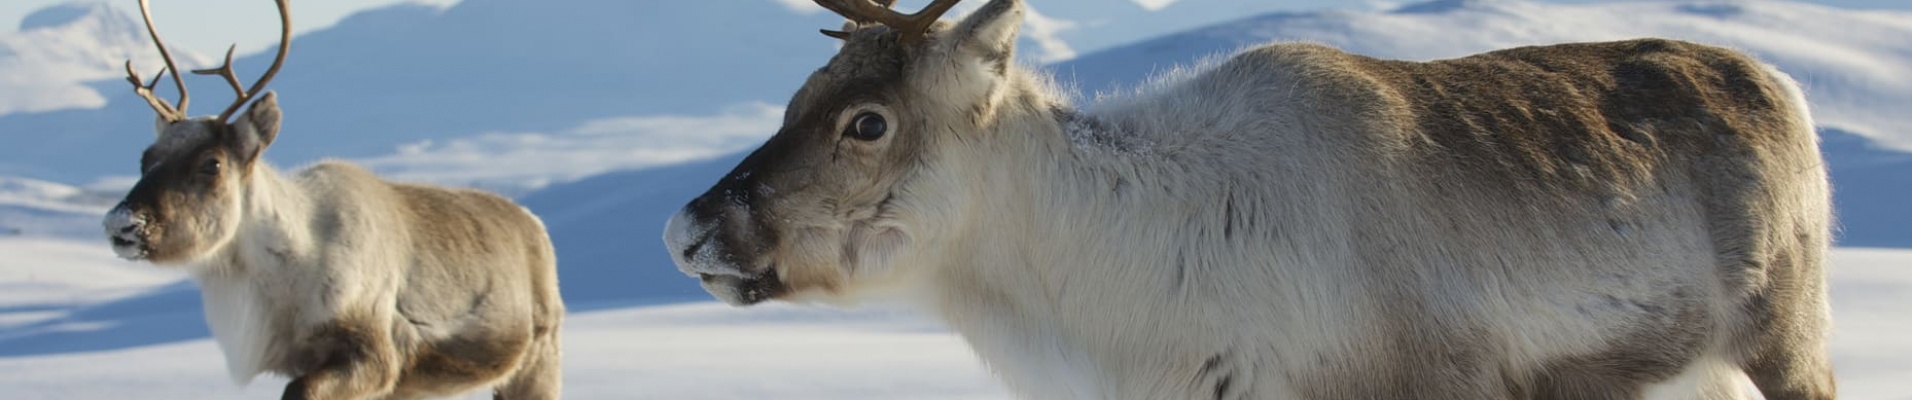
[1395,200,1723,396]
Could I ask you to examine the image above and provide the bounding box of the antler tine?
[212,0,293,123]
[192,45,247,100]
[123,61,181,120]
[126,0,188,120]
[812,0,962,45]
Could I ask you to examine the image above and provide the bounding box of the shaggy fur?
[664,0,1834,399]
[105,93,564,400]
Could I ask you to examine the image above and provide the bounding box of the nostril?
[681,239,706,262]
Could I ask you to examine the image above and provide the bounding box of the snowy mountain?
[0,1,203,116]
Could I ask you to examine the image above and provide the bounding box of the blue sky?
[4,0,1906,57]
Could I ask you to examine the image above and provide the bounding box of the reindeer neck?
[214,163,316,275]
[940,87,1312,310]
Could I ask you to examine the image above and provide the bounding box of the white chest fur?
[196,273,274,384]
[959,324,1105,399]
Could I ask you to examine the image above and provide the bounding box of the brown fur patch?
[281,319,401,400]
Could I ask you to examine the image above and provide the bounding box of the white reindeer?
[101,1,562,398]
[663,0,1835,399]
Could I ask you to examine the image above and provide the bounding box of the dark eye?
[847,112,887,141]
[200,159,221,175]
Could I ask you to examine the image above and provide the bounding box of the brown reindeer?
[664,0,1835,398]
[102,1,562,398]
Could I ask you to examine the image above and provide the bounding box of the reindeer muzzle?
[103,203,153,261]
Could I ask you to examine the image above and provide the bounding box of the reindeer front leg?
[280,319,403,400]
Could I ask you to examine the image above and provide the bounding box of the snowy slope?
[518,153,749,303]
[355,103,783,195]
[0,238,177,328]
[0,175,116,239]
[0,238,1904,399]
[1820,129,1912,248]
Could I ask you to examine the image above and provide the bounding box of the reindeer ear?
[232,91,282,159]
[948,0,1023,74]
[153,116,171,138]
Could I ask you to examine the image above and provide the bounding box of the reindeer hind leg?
[493,324,561,400]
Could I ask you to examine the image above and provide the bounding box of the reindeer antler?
[812,0,961,45]
[123,0,189,121]
[192,0,292,123]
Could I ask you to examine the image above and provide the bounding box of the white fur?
[196,270,272,384]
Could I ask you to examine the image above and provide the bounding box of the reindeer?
[101,1,562,398]
[663,0,1836,398]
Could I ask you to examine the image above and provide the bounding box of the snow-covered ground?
[0,176,117,239]
[0,238,1009,399]
[0,238,1905,399]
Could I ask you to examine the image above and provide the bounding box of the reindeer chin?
[698,268,786,306]
[109,239,151,261]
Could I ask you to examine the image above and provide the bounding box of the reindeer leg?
[282,320,404,400]
[279,376,310,400]
[492,324,562,400]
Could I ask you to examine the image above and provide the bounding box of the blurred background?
[0,1,1906,398]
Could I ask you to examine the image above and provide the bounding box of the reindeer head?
[664,0,1031,305]
[105,0,292,264]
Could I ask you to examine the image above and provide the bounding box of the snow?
[0,235,1010,398]
[354,103,784,195]
[0,176,118,239]
[0,238,180,332]
[0,237,1903,399]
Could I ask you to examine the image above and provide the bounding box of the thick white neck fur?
[197,163,314,277]
[192,163,314,384]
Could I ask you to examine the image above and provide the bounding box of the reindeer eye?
[847,112,887,141]
[200,159,221,175]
